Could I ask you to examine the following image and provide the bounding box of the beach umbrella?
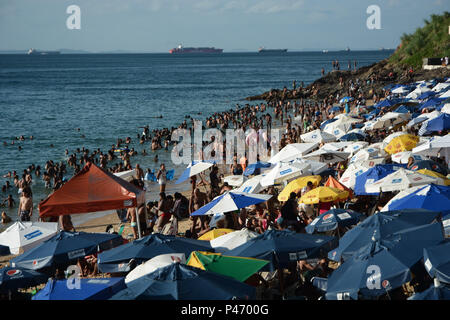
[223,175,247,187]
[186,251,269,282]
[340,97,353,103]
[305,209,363,234]
[191,191,272,217]
[32,277,126,300]
[325,222,445,300]
[339,133,365,142]
[300,129,336,143]
[243,161,271,176]
[366,168,440,193]
[260,161,311,186]
[0,221,59,255]
[110,263,256,300]
[408,280,450,300]
[225,229,337,271]
[409,160,448,176]
[210,228,260,253]
[424,113,450,133]
[417,169,450,185]
[391,151,425,164]
[354,164,406,195]
[0,267,48,293]
[381,184,450,217]
[125,253,186,284]
[277,175,322,201]
[236,174,265,194]
[97,234,213,273]
[268,143,318,164]
[384,134,419,154]
[175,160,215,184]
[423,241,450,284]
[198,229,235,241]
[10,231,123,271]
[299,187,349,205]
[324,175,353,199]
[328,209,441,263]
[302,149,350,164]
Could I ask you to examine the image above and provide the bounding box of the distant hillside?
[389,12,450,69]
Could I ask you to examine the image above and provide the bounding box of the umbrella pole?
[135,207,142,239]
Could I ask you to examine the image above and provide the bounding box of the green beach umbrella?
[186,251,269,282]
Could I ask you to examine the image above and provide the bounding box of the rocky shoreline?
[246,58,450,102]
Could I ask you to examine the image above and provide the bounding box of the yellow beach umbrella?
[384,134,419,155]
[197,228,235,241]
[278,175,322,201]
[299,186,349,204]
[417,169,450,186]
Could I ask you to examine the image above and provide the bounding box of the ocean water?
[0,50,393,227]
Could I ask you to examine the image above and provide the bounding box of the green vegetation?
[389,12,450,69]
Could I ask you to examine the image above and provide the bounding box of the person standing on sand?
[156,163,167,193]
[18,187,33,222]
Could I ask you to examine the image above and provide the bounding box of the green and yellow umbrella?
[186,251,269,282]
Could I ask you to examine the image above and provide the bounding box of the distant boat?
[27,48,60,55]
[258,47,288,53]
[169,44,223,54]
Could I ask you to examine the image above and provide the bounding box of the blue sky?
[0,0,447,52]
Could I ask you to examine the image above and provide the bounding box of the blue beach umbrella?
[328,209,442,262]
[410,160,448,176]
[338,133,365,142]
[383,184,450,217]
[325,222,445,300]
[305,209,363,234]
[243,161,271,176]
[98,234,213,273]
[408,281,450,300]
[110,263,256,300]
[226,229,337,272]
[423,240,450,284]
[32,277,126,300]
[0,267,48,293]
[190,191,272,217]
[354,164,406,196]
[424,113,450,132]
[10,231,123,271]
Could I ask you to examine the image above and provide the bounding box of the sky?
[0,0,448,52]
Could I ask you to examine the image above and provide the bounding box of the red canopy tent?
[39,162,145,219]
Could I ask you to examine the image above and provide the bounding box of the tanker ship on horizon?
[169,44,223,54]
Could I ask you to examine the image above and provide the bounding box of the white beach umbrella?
[320,142,354,152]
[300,129,336,143]
[391,151,425,164]
[223,175,247,187]
[210,228,260,253]
[0,222,59,255]
[365,168,440,193]
[236,174,265,194]
[302,149,350,164]
[260,161,311,186]
[268,143,318,164]
[125,253,186,284]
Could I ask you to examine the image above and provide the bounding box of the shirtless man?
[18,187,33,221]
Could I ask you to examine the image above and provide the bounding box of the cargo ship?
[258,47,288,53]
[169,44,223,54]
[27,48,60,55]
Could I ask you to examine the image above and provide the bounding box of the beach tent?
[328,209,442,262]
[125,253,186,284]
[0,222,59,255]
[110,263,256,300]
[38,162,145,238]
[268,143,318,164]
[33,277,126,300]
[423,241,450,284]
[325,223,444,300]
[210,229,260,253]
